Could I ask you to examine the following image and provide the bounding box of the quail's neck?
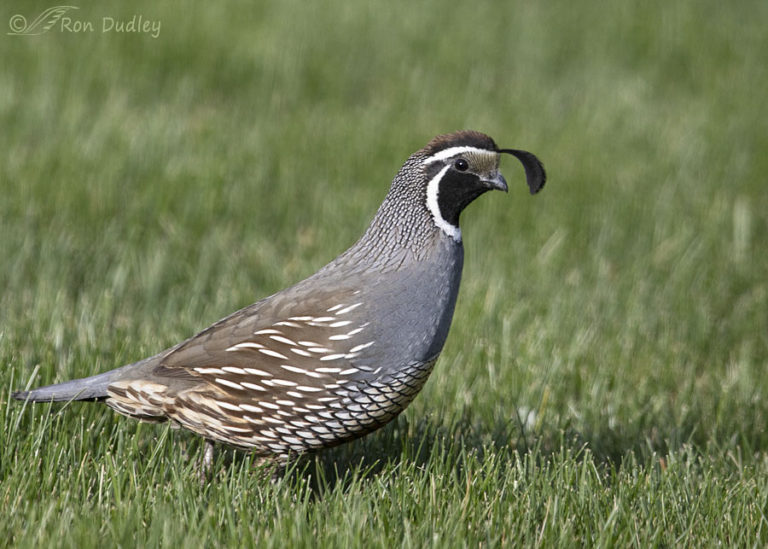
[360,200,438,258]
[320,153,463,274]
[340,195,456,276]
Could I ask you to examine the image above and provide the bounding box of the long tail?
[12,369,118,402]
[13,353,167,403]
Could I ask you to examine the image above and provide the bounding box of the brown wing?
[106,284,438,458]
[164,287,372,366]
[109,287,401,455]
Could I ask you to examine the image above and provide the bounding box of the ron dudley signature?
[8,6,161,38]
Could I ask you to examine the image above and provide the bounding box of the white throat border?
[426,165,461,242]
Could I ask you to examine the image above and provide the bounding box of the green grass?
[2,0,768,546]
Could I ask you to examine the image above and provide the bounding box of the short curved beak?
[483,171,508,193]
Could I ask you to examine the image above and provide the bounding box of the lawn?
[2,0,767,546]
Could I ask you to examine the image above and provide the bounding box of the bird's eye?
[454,158,469,172]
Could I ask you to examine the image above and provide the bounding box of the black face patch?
[436,169,489,226]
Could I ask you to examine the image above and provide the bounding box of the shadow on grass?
[15,395,767,495]
[268,404,768,496]
[196,415,674,497]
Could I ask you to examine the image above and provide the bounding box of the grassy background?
[2,0,767,546]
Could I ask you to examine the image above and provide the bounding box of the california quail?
[13,130,545,473]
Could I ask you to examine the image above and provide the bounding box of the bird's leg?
[199,439,215,486]
[253,455,286,483]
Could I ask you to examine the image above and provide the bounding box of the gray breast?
[350,233,464,376]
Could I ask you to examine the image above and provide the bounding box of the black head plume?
[497,148,546,195]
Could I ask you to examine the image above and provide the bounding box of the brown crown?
[422,130,498,155]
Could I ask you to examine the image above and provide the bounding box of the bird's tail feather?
[12,369,116,402]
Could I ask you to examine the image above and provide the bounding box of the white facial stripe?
[426,164,461,242]
[422,146,493,165]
